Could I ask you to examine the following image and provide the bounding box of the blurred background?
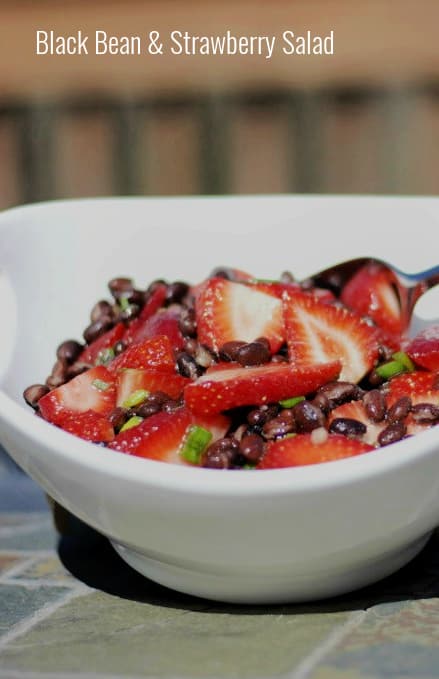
[1,0,439,209]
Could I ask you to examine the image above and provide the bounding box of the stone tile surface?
[0,554,23,576]
[0,585,70,637]
[0,591,350,677]
[0,519,55,551]
[8,554,75,585]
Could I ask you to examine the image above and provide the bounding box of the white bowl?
[1,196,439,604]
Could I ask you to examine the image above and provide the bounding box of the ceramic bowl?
[1,196,439,604]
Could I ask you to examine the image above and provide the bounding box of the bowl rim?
[1,195,439,498]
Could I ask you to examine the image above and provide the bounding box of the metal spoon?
[302,257,439,332]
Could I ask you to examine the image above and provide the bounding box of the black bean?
[236,341,271,367]
[219,341,246,362]
[280,271,295,283]
[176,352,201,379]
[147,391,172,407]
[46,360,67,389]
[162,399,184,414]
[209,267,233,280]
[120,304,140,321]
[311,392,331,415]
[201,438,239,469]
[56,340,83,365]
[90,300,114,323]
[378,422,407,446]
[363,390,387,423]
[136,402,162,418]
[239,433,265,463]
[83,318,113,344]
[183,338,198,355]
[247,404,279,427]
[255,337,271,352]
[387,396,412,424]
[195,344,215,369]
[368,369,386,387]
[108,407,127,430]
[114,341,126,356]
[329,417,367,438]
[316,381,363,409]
[166,282,190,305]
[412,403,439,424]
[179,307,197,337]
[23,384,50,409]
[262,412,295,440]
[67,362,91,379]
[292,401,325,432]
[108,277,133,299]
[378,344,394,362]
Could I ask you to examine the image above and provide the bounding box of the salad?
[23,264,439,469]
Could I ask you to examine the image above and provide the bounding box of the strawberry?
[108,407,229,464]
[196,278,284,354]
[406,326,439,371]
[124,309,184,351]
[257,433,374,469]
[283,290,379,383]
[123,284,167,345]
[108,336,175,373]
[78,323,125,366]
[116,368,190,406]
[341,262,404,338]
[328,401,385,446]
[250,280,335,305]
[184,360,341,416]
[38,366,116,425]
[385,371,439,407]
[59,410,114,443]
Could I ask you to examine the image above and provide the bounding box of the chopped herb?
[122,389,150,409]
[92,379,111,392]
[120,416,143,432]
[375,360,407,380]
[95,347,115,366]
[279,396,305,408]
[283,432,297,439]
[256,278,279,284]
[242,463,257,469]
[391,351,415,372]
[119,297,130,312]
[180,425,212,464]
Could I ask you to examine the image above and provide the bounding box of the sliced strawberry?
[39,366,116,424]
[78,323,125,366]
[406,326,439,371]
[283,291,379,383]
[116,368,190,406]
[328,401,385,446]
[108,336,175,373]
[250,280,335,305]
[184,361,341,416]
[196,278,284,354]
[124,284,167,345]
[257,433,374,469]
[385,371,439,407]
[341,262,403,337]
[108,407,229,464]
[124,309,184,351]
[59,410,114,443]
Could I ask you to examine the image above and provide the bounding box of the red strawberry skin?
[125,310,184,351]
[283,290,379,383]
[406,326,439,371]
[78,323,125,366]
[123,284,167,345]
[196,278,284,354]
[59,410,114,442]
[108,407,229,464]
[108,336,175,373]
[341,263,403,337]
[184,361,341,415]
[116,369,190,406]
[386,371,439,407]
[39,366,116,425]
[257,433,374,469]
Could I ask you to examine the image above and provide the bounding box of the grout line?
[1,577,78,589]
[0,554,41,579]
[0,587,89,653]
[0,550,54,558]
[0,518,52,539]
[286,609,367,679]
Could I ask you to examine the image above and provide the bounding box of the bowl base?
[111,532,431,604]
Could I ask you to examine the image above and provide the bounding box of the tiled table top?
[2,446,439,679]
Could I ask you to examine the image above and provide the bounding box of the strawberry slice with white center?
[59,410,115,443]
[283,291,379,383]
[196,278,284,354]
[108,407,229,464]
[257,433,374,469]
[406,326,439,372]
[341,262,403,338]
[108,336,175,373]
[184,360,341,416]
[328,401,385,446]
[123,284,168,345]
[385,371,439,407]
[125,309,184,352]
[116,368,190,406]
[38,366,116,425]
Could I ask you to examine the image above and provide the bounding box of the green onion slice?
[391,351,415,372]
[180,425,212,464]
[279,396,305,408]
[92,379,111,392]
[375,360,406,380]
[120,416,143,432]
[95,347,115,366]
[119,297,130,312]
[122,390,150,409]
